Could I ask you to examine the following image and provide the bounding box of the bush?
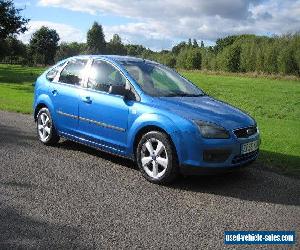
[176,48,201,69]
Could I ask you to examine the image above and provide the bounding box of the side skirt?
[58,131,134,161]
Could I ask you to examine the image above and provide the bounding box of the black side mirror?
[109,85,131,98]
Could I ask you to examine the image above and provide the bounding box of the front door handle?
[82,96,92,104]
[52,89,58,95]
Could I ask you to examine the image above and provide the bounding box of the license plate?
[241,140,259,154]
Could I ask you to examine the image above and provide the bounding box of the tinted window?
[46,62,65,82]
[87,60,126,92]
[59,59,88,85]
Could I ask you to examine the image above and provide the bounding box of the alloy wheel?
[37,112,51,142]
[141,138,169,179]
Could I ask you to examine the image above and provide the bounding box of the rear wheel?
[36,107,60,145]
[136,131,178,184]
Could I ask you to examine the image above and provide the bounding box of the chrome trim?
[57,110,78,119]
[232,125,257,132]
[78,116,125,132]
[57,111,125,132]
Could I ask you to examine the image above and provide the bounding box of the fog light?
[203,149,231,163]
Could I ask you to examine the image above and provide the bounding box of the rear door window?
[59,59,88,85]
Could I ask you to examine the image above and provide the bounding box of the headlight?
[194,121,230,139]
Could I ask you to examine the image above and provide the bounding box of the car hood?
[155,96,255,129]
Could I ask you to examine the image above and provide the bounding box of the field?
[0,64,44,113]
[0,64,299,176]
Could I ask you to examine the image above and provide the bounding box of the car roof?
[67,55,158,65]
[102,55,145,62]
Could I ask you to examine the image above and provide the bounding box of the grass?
[0,64,45,113]
[0,64,299,176]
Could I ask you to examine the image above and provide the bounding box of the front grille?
[232,150,258,164]
[234,126,257,138]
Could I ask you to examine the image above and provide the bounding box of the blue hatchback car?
[33,55,260,183]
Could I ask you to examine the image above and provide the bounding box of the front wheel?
[36,107,60,145]
[136,131,178,184]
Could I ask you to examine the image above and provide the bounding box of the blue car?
[33,55,260,184]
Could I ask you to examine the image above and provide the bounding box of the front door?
[78,59,130,153]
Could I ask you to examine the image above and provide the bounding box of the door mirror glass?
[109,85,127,96]
[109,85,134,99]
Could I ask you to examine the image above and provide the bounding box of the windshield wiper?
[178,93,205,97]
[164,93,205,97]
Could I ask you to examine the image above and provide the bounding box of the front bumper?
[179,150,258,175]
[172,129,260,172]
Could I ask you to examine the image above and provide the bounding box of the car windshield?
[120,60,205,97]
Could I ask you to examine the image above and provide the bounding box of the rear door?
[50,58,89,135]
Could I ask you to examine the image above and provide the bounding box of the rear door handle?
[82,96,92,104]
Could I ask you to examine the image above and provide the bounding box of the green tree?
[153,53,177,68]
[171,42,187,54]
[215,35,239,52]
[55,42,86,61]
[277,35,299,75]
[125,44,147,56]
[255,44,265,72]
[176,49,188,68]
[141,48,153,59]
[0,38,8,59]
[200,41,204,48]
[29,26,60,65]
[4,36,26,63]
[193,39,198,48]
[107,34,126,55]
[277,46,297,75]
[263,41,278,73]
[292,33,300,75]
[177,48,201,69]
[87,22,106,54]
[164,54,176,68]
[239,40,257,72]
[218,44,241,72]
[189,48,201,69]
[0,0,29,39]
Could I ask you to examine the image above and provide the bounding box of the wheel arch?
[34,103,48,121]
[132,124,181,163]
[34,94,55,121]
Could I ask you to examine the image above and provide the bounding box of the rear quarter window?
[46,62,65,82]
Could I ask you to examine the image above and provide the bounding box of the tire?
[136,131,179,184]
[36,107,60,145]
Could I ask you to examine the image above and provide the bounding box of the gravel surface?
[0,110,299,249]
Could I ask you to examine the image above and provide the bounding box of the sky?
[15,0,300,51]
